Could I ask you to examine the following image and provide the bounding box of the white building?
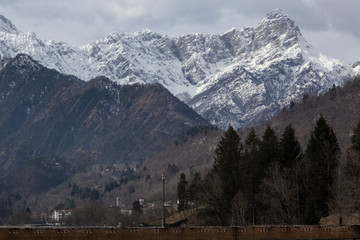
[52,210,72,222]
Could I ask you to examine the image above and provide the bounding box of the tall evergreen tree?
[213,125,242,200]
[279,124,303,222]
[212,125,243,225]
[243,128,261,224]
[279,124,303,168]
[303,115,341,224]
[189,172,202,207]
[177,173,189,212]
[259,125,280,176]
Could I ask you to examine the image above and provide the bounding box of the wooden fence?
[0,225,359,240]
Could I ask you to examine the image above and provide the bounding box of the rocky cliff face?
[0,10,354,128]
[185,10,352,127]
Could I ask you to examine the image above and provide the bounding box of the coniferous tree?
[260,124,303,224]
[243,128,261,224]
[189,172,202,207]
[211,125,243,225]
[279,124,303,168]
[213,125,242,190]
[259,125,280,176]
[213,126,242,201]
[303,115,341,224]
[279,124,303,222]
[177,173,189,212]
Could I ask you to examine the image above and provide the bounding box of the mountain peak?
[258,9,301,37]
[4,54,42,79]
[253,9,302,50]
[0,14,19,34]
[134,28,163,41]
[10,53,39,67]
[264,9,288,20]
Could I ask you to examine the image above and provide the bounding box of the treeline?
[177,115,360,226]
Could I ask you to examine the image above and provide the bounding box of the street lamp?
[162,173,166,228]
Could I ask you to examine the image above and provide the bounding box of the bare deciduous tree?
[333,151,360,224]
[231,191,249,225]
[201,172,228,225]
[260,162,299,224]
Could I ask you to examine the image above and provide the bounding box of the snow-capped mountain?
[0,10,354,129]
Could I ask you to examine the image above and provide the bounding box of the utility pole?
[162,173,166,228]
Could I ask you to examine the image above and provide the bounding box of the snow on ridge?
[0,10,356,129]
[353,61,360,76]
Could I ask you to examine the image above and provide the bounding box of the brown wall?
[0,225,359,240]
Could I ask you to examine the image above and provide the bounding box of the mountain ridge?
[0,54,210,174]
[0,10,355,128]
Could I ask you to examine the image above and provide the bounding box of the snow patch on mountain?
[353,60,360,76]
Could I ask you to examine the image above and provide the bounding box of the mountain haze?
[0,10,355,128]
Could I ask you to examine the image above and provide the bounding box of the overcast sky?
[1,0,360,64]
